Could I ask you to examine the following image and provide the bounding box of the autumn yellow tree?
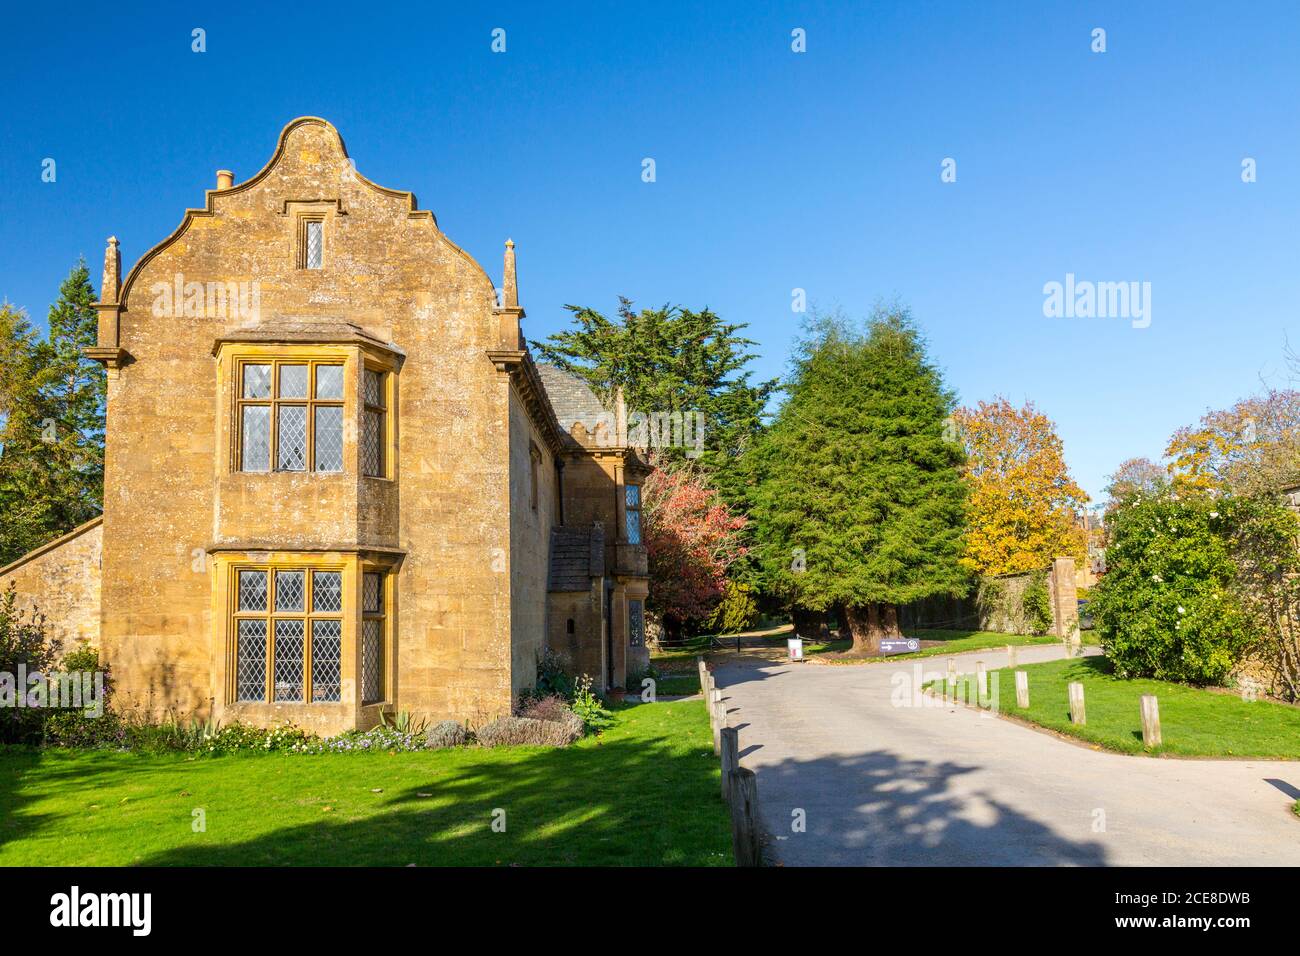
[953,398,1088,575]
[1165,389,1300,496]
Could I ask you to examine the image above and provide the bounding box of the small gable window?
[302,219,324,269]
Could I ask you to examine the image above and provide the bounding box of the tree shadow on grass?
[133,730,731,867]
[0,748,120,853]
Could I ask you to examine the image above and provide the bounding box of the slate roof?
[548,523,605,592]
[535,364,611,436]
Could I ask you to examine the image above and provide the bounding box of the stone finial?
[101,236,121,305]
[502,238,518,309]
[216,169,234,189]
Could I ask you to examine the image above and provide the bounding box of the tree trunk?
[662,615,684,645]
[844,602,903,655]
[790,606,828,642]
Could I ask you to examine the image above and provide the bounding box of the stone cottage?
[0,117,650,734]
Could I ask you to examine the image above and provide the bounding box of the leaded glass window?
[241,405,271,473]
[236,359,344,473]
[624,484,642,545]
[629,599,645,648]
[279,364,309,398]
[236,620,267,701]
[312,619,342,702]
[274,619,305,702]
[362,571,385,703]
[274,570,304,612]
[315,364,343,399]
[231,566,346,705]
[238,570,268,612]
[362,368,386,478]
[277,405,307,471]
[314,406,343,472]
[313,571,342,613]
[304,219,323,269]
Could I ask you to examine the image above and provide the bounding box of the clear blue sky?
[2,1,1298,500]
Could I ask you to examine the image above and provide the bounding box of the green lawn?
[0,700,731,866]
[933,656,1300,758]
[652,673,702,696]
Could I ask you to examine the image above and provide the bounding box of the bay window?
[237,359,344,473]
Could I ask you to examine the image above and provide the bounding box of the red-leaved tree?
[642,453,748,641]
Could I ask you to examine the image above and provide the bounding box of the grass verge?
[930,656,1300,759]
[0,700,731,866]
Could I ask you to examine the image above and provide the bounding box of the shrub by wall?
[1091,492,1254,684]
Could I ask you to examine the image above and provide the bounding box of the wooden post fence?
[1015,670,1029,708]
[720,726,739,802]
[1006,644,1018,668]
[976,661,988,700]
[1140,695,1161,748]
[1068,682,1086,724]
[729,767,762,867]
[711,688,723,754]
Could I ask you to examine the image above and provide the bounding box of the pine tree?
[0,261,106,565]
[0,304,60,563]
[752,306,968,654]
[42,258,106,523]
[533,298,775,513]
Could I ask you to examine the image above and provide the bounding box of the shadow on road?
[754,748,1109,866]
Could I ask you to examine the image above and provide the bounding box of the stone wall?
[0,518,103,652]
[901,557,1080,640]
[508,385,559,697]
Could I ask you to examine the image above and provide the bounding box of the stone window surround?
[232,564,345,704]
[211,549,400,724]
[284,199,344,271]
[215,340,400,481]
[234,357,345,473]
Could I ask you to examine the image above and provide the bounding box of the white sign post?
[787,637,804,662]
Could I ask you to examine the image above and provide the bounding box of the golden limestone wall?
[547,590,605,689]
[0,519,103,653]
[508,386,558,697]
[97,117,520,728]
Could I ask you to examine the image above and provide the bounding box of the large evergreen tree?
[752,306,968,654]
[0,261,106,565]
[533,298,775,514]
[0,304,59,563]
[43,259,106,522]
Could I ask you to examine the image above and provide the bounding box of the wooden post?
[729,767,762,867]
[976,661,988,700]
[1068,682,1086,724]
[1140,695,1161,748]
[1015,670,1029,708]
[712,689,724,754]
[1006,644,1018,668]
[947,657,956,681]
[720,726,739,802]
